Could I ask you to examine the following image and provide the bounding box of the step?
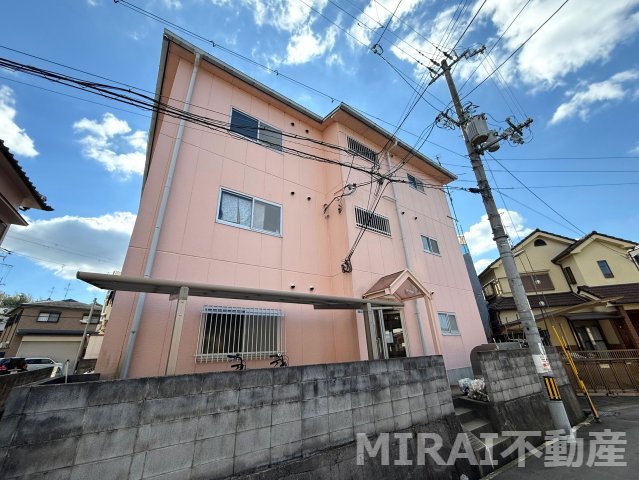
[454,406,476,424]
[465,431,516,475]
[461,418,493,437]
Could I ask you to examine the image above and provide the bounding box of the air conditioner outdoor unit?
[465,114,489,146]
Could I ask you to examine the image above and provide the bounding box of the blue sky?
[1,0,639,303]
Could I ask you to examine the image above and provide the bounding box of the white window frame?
[438,312,460,335]
[229,108,283,152]
[407,173,426,193]
[421,235,440,255]
[217,187,283,237]
[196,306,284,362]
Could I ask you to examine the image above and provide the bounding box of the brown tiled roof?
[21,299,102,310]
[578,283,639,305]
[552,231,637,263]
[363,271,404,297]
[0,139,52,211]
[478,229,575,277]
[488,292,587,311]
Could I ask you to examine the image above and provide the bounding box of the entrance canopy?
[76,272,403,310]
[363,270,430,302]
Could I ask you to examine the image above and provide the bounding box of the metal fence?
[562,349,639,394]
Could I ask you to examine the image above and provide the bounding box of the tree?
[0,292,33,309]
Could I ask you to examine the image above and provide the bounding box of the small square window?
[597,260,614,278]
[438,312,459,335]
[421,235,440,255]
[407,174,425,192]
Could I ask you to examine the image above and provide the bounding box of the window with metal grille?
[407,174,425,192]
[421,235,440,254]
[563,267,577,285]
[354,206,391,236]
[597,260,614,278]
[520,273,555,292]
[230,108,282,151]
[196,306,284,362]
[347,136,378,164]
[438,312,459,335]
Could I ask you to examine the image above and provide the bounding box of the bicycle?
[270,353,288,367]
[227,353,246,370]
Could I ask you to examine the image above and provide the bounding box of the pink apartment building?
[93,31,486,381]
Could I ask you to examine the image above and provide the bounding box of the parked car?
[0,357,28,375]
[25,357,63,376]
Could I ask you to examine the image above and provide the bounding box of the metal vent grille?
[196,306,284,362]
[347,137,378,164]
[355,206,391,236]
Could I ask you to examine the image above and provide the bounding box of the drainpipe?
[385,149,429,355]
[119,53,201,379]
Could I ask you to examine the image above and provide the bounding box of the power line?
[449,0,488,53]
[0,43,466,157]
[372,0,404,47]
[461,0,571,100]
[487,154,585,235]
[458,0,533,96]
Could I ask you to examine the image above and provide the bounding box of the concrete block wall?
[477,349,543,403]
[0,367,53,414]
[0,356,457,480]
[476,348,584,432]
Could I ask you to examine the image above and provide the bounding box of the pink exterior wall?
[97,49,485,379]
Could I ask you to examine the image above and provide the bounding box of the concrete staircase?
[453,394,517,476]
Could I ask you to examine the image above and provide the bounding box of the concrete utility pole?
[439,56,572,434]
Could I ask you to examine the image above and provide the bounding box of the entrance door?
[377,310,407,358]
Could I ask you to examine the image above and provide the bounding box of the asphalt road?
[490,396,639,479]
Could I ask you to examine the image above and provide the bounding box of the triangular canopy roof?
[363,270,430,302]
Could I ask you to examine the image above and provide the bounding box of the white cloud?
[463,209,533,257]
[631,143,639,154]
[473,258,492,273]
[383,0,639,90]
[86,0,98,6]
[0,85,38,158]
[348,0,426,48]
[73,113,147,177]
[3,212,136,280]
[161,0,182,9]
[283,24,339,65]
[549,70,639,124]
[248,0,328,33]
[479,0,639,87]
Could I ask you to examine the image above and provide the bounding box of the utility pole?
[437,53,572,434]
[73,298,97,374]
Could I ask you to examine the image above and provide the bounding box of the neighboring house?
[95,30,487,380]
[0,139,52,245]
[0,299,101,364]
[0,307,10,333]
[479,229,639,350]
[83,289,115,362]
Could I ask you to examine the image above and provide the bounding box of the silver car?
[25,357,63,376]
